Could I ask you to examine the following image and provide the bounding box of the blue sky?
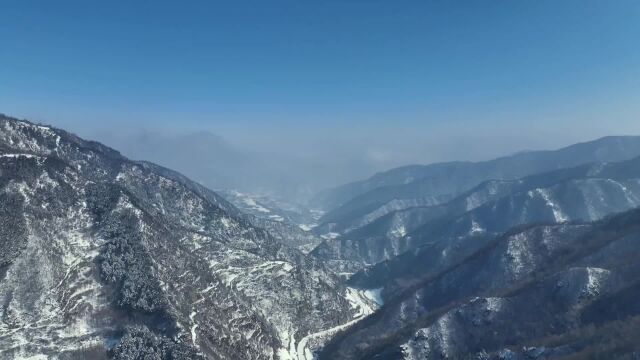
[1,0,640,177]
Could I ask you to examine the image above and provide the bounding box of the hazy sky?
[2,0,640,192]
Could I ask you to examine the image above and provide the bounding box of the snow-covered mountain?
[218,190,322,227]
[218,190,323,253]
[313,136,640,225]
[313,156,640,275]
[319,208,640,359]
[0,115,378,360]
[312,194,450,241]
[3,112,640,360]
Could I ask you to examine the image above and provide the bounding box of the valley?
[1,114,640,359]
[3,2,639,359]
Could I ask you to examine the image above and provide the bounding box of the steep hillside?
[219,190,323,253]
[319,208,640,359]
[0,115,361,360]
[314,157,640,274]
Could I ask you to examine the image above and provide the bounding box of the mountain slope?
[0,115,359,360]
[319,208,640,359]
[314,136,640,226]
[219,190,323,253]
[313,157,640,275]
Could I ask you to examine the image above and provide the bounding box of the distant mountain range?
[95,129,401,204]
[313,135,640,219]
[3,112,640,359]
[313,155,640,274]
[96,130,302,199]
[308,135,640,359]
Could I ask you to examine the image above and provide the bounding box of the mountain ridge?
[312,155,640,277]
[0,114,367,360]
[313,135,640,221]
[319,207,640,359]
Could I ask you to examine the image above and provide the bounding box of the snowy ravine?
[219,190,324,253]
[279,288,382,360]
[0,115,357,360]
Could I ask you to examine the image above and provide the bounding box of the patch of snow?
[320,232,340,240]
[220,217,233,229]
[505,232,531,279]
[269,214,285,222]
[583,267,610,297]
[362,288,384,306]
[345,287,380,318]
[536,188,568,223]
[608,179,640,205]
[298,224,316,232]
[485,297,503,312]
[241,196,271,213]
[189,311,198,346]
[390,224,407,238]
[465,194,482,211]
[469,218,484,235]
[0,153,38,159]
